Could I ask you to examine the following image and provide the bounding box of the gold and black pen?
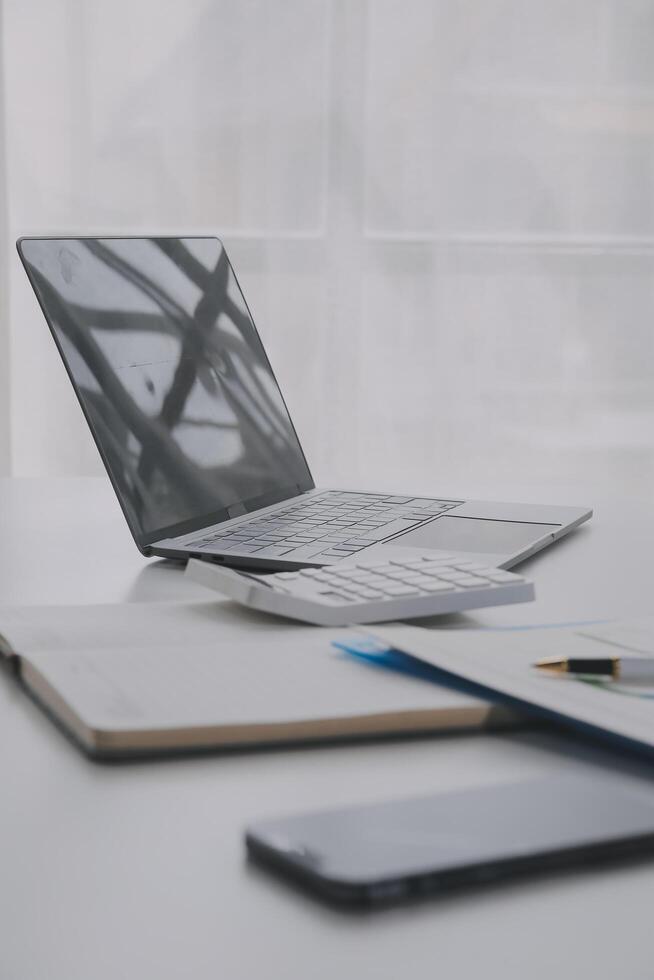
[534,655,654,681]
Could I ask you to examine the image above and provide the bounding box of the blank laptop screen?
[19,237,313,543]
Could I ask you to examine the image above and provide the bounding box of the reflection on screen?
[20,238,312,538]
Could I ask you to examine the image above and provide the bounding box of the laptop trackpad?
[394,516,557,554]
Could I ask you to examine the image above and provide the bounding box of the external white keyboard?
[186,552,534,626]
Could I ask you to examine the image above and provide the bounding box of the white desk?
[1,477,653,980]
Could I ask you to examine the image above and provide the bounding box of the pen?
[534,656,654,681]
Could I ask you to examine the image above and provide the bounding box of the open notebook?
[0,600,517,757]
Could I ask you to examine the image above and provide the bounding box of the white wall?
[0,1,9,473]
[2,0,654,494]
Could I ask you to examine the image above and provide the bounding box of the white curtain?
[2,0,654,493]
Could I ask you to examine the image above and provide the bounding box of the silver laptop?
[18,236,591,571]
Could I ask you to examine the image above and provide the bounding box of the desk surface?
[1,477,653,980]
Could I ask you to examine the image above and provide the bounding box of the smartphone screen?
[246,775,654,905]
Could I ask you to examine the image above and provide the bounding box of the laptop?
[17,236,591,571]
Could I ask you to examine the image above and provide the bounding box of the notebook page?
[25,634,490,733]
[0,600,312,655]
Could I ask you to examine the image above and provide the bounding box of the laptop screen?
[19,237,314,545]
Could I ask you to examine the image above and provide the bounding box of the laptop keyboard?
[186,491,462,562]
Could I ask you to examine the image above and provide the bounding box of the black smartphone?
[246,775,654,906]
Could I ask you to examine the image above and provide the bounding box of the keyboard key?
[454,576,492,588]
[203,541,241,552]
[417,580,455,592]
[420,560,456,572]
[281,544,330,561]
[255,545,295,558]
[316,590,356,603]
[378,584,422,596]
[353,588,384,599]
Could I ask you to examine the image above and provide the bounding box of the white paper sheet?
[367,619,654,753]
